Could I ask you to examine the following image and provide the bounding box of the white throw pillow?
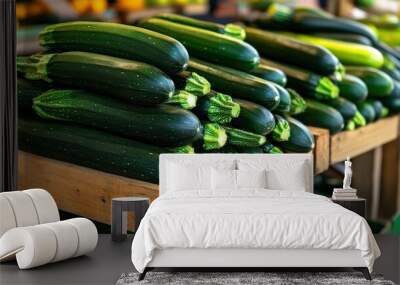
[211,168,237,191]
[266,167,307,191]
[167,163,212,191]
[237,158,309,191]
[236,169,267,189]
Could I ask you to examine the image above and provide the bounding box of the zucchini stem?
[202,123,227,150]
[287,88,306,115]
[166,90,197,109]
[17,54,54,82]
[177,72,211,96]
[261,142,283,154]
[272,120,290,141]
[353,111,367,127]
[169,145,195,154]
[208,93,240,123]
[315,77,339,100]
[224,24,246,40]
[266,3,292,23]
[224,126,266,147]
[345,120,356,131]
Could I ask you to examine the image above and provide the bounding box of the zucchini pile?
[17,18,317,183]
[245,3,400,132]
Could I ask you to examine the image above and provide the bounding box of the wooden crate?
[330,115,400,164]
[18,151,158,225]
[309,126,330,174]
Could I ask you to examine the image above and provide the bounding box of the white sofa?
[0,189,98,269]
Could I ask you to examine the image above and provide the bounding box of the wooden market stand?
[18,115,400,226]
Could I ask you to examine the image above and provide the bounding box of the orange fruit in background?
[117,0,145,11]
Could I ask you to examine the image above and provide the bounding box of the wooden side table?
[111,197,149,242]
[331,198,366,218]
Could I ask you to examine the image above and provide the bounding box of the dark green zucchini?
[311,33,373,46]
[188,59,280,109]
[346,66,394,98]
[261,58,339,100]
[139,18,259,72]
[17,52,175,105]
[295,99,344,133]
[224,126,266,147]
[166,90,197,110]
[287,88,306,115]
[231,99,275,135]
[273,83,291,113]
[39,21,189,74]
[290,15,378,44]
[337,74,368,103]
[170,145,195,154]
[357,102,376,122]
[245,27,341,76]
[381,97,400,112]
[194,92,240,124]
[235,146,263,153]
[33,89,202,147]
[18,116,162,183]
[17,78,51,112]
[326,97,357,121]
[270,114,290,141]
[366,100,384,119]
[278,116,315,153]
[249,62,287,86]
[390,80,400,98]
[155,13,245,40]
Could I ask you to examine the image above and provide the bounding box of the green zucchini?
[357,102,376,123]
[390,80,400,98]
[139,18,259,72]
[261,58,339,100]
[261,142,284,153]
[295,99,344,133]
[194,92,240,124]
[337,74,368,103]
[166,90,197,109]
[270,114,290,141]
[381,53,400,80]
[346,66,394,97]
[381,97,400,112]
[286,15,378,45]
[39,21,189,74]
[235,146,263,153]
[155,13,245,40]
[17,78,51,112]
[249,62,287,86]
[231,99,275,135]
[224,126,266,147]
[17,52,175,105]
[293,34,384,68]
[325,97,357,121]
[278,117,315,153]
[245,27,341,76]
[172,71,211,97]
[273,84,291,113]
[33,89,202,147]
[353,111,367,127]
[367,99,384,119]
[188,59,280,109]
[19,116,162,183]
[287,88,306,115]
[311,33,373,46]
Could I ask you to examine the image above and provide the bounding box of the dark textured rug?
[116,272,395,285]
